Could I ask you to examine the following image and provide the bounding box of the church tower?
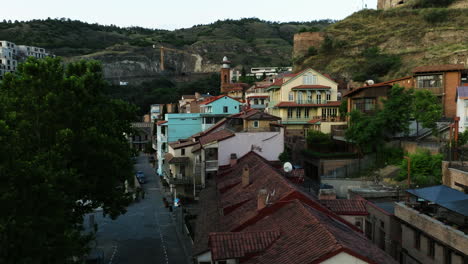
[220,56,231,94]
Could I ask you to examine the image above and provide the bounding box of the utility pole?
[403,156,411,201]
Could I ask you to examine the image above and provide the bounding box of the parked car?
[136,171,146,184]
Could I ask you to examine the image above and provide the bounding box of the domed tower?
[220,56,231,94]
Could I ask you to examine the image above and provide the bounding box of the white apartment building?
[0,41,18,79]
[0,40,52,80]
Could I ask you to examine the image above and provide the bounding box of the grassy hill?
[296,6,468,82]
[0,18,332,67]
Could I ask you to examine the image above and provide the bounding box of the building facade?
[266,68,346,134]
[0,40,52,80]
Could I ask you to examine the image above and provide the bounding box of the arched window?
[288,92,294,101]
[326,91,331,101]
[297,91,303,103]
[224,74,228,83]
[304,73,317,85]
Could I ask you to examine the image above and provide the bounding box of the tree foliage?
[345,110,385,154]
[352,47,401,82]
[379,84,414,136]
[0,57,136,263]
[413,89,442,134]
[397,150,442,186]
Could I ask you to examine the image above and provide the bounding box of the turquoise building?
[156,95,242,175]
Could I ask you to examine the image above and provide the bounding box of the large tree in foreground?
[0,57,136,263]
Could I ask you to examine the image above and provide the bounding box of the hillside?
[0,18,332,83]
[296,6,468,82]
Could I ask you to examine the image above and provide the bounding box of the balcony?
[283,116,345,124]
[395,202,468,255]
[295,99,328,105]
[158,133,167,143]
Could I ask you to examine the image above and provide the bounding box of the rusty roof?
[413,64,466,73]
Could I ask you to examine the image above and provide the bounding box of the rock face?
[71,45,219,84]
[293,32,325,57]
[377,0,408,10]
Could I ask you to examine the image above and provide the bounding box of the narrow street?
[86,153,191,264]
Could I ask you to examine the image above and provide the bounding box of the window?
[428,239,435,259]
[444,248,452,264]
[287,108,293,118]
[223,106,228,113]
[307,91,312,102]
[414,231,421,249]
[298,91,303,103]
[304,108,310,118]
[326,92,331,101]
[288,92,294,101]
[352,98,376,113]
[296,108,301,118]
[303,73,317,84]
[417,75,442,88]
[365,220,373,240]
[316,93,322,103]
[253,121,259,128]
[181,148,186,155]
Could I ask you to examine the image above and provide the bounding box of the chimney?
[318,189,336,200]
[257,189,268,210]
[242,166,250,187]
[230,153,238,167]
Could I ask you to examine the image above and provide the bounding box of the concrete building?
[456,86,468,132]
[129,122,152,151]
[395,185,468,264]
[442,161,468,193]
[155,95,241,176]
[245,81,270,110]
[266,68,346,134]
[0,40,18,80]
[0,40,52,80]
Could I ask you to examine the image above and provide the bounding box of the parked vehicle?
[136,171,146,184]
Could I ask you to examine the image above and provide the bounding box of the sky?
[5,0,377,30]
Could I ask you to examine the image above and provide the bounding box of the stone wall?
[377,0,408,9]
[293,32,324,57]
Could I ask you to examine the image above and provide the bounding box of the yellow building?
[266,68,346,134]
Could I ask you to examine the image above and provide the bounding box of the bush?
[414,0,455,8]
[397,150,442,186]
[377,147,404,166]
[423,9,449,24]
[307,46,318,56]
[279,147,292,163]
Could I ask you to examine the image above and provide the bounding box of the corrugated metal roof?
[406,185,468,216]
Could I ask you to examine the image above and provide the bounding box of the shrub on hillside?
[414,0,455,8]
[423,8,449,24]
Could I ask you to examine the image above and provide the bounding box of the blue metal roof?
[406,185,468,216]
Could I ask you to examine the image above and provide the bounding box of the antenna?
[283,162,293,173]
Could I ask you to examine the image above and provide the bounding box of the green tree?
[339,100,348,117]
[397,150,442,186]
[345,110,385,154]
[0,57,136,263]
[413,89,442,135]
[379,85,414,136]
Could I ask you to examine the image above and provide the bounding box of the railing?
[206,160,218,171]
[295,99,328,105]
[283,116,345,123]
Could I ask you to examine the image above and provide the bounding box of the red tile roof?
[240,200,395,264]
[209,230,280,261]
[156,120,168,125]
[319,199,369,216]
[413,64,466,73]
[267,78,284,88]
[343,76,412,97]
[193,151,396,263]
[169,139,198,149]
[275,101,341,107]
[308,118,321,124]
[291,85,331,90]
[199,129,235,146]
[230,109,281,121]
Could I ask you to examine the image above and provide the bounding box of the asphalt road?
[86,154,190,264]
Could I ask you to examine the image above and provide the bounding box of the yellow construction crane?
[153,44,192,71]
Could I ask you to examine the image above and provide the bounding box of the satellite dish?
[283,162,293,173]
[365,80,375,85]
